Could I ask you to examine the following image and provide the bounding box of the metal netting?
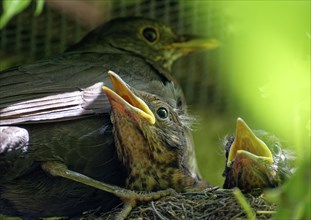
[0,0,227,108]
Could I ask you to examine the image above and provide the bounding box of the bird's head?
[103,71,202,191]
[223,118,294,191]
[69,17,219,70]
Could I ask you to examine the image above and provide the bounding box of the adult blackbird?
[222,118,294,191]
[0,17,216,218]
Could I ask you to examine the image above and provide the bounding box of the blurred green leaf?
[35,0,44,16]
[264,157,311,219]
[0,0,31,28]
[0,0,45,29]
[233,188,257,220]
[275,158,311,219]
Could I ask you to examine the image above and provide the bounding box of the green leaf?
[35,0,45,16]
[267,158,311,220]
[0,0,32,28]
[233,188,257,220]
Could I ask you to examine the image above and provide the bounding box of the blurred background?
[1,0,310,218]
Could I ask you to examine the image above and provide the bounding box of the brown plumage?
[103,71,206,193]
[223,118,294,191]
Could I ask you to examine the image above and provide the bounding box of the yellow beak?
[227,118,274,167]
[163,36,220,54]
[102,70,155,125]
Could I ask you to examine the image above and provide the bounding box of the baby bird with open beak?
[223,118,294,191]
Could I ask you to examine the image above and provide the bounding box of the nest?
[78,187,277,220]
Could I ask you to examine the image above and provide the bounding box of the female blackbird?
[0,17,216,218]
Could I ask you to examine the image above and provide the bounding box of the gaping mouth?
[102,70,155,125]
[227,118,274,167]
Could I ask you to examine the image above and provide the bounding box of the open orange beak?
[102,70,155,125]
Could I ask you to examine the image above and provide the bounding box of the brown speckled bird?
[103,71,205,193]
[43,71,206,219]
[223,118,294,191]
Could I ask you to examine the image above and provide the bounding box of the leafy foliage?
[0,0,44,29]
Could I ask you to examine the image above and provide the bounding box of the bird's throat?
[112,115,200,192]
[126,163,199,192]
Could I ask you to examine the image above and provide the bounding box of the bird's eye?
[177,97,182,108]
[156,107,168,119]
[142,27,158,43]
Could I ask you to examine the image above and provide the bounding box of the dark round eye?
[142,27,158,43]
[177,97,182,108]
[156,107,168,119]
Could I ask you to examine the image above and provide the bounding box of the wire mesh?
[0,0,226,108]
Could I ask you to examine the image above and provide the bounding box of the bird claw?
[120,188,176,203]
[115,188,176,220]
[41,161,176,219]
